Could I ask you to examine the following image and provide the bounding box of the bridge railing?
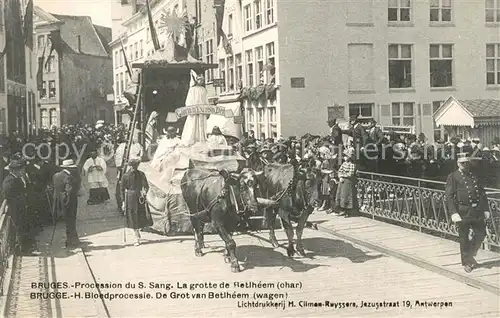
[356,171,500,251]
[0,200,14,296]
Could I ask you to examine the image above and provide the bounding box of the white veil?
[180,70,208,145]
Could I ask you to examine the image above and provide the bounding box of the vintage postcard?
[0,0,498,317]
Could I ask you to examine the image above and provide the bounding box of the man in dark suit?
[343,116,368,167]
[2,156,37,255]
[445,153,491,273]
[52,159,82,248]
[366,119,385,172]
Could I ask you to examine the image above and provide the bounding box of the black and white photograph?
[0,0,499,316]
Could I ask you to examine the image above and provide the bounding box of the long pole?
[117,79,142,185]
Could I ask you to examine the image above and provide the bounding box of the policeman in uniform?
[445,153,491,272]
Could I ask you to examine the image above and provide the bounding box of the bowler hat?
[61,159,76,168]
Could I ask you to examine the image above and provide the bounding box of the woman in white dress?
[207,126,228,147]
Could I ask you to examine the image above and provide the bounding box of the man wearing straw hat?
[445,152,491,273]
[53,159,82,248]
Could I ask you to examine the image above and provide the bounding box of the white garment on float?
[115,142,143,167]
[83,157,109,189]
[150,136,181,171]
[207,134,227,147]
[181,82,209,145]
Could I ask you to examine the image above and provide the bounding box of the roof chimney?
[77,35,81,52]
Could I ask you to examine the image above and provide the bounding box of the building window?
[391,102,414,126]
[100,110,106,121]
[134,42,138,60]
[268,107,277,139]
[254,0,263,29]
[245,49,254,87]
[266,42,275,82]
[388,44,412,88]
[266,0,274,24]
[430,0,452,22]
[486,0,500,23]
[147,27,150,42]
[388,0,411,22]
[48,81,56,98]
[257,108,265,139]
[247,107,255,132]
[129,45,133,61]
[0,56,4,93]
[37,35,45,49]
[49,108,57,126]
[205,40,214,82]
[227,56,234,91]
[432,101,446,141]
[486,44,500,85]
[219,59,226,93]
[196,0,202,23]
[40,81,47,99]
[45,56,54,73]
[235,54,242,88]
[114,51,119,68]
[41,109,49,128]
[348,103,373,119]
[244,4,252,32]
[198,43,203,61]
[228,14,233,36]
[120,72,124,96]
[430,44,453,87]
[140,40,143,57]
[255,46,264,84]
[115,73,119,97]
[0,109,5,133]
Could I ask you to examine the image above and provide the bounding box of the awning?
[206,102,242,138]
[434,96,475,127]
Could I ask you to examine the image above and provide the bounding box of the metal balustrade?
[0,201,14,297]
[356,171,500,251]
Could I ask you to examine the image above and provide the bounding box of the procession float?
[120,8,249,235]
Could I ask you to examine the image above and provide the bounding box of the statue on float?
[181,70,209,145]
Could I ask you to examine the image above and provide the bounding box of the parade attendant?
[445,153,490,273]
[335,148,358,218]
[328,119,343,148]
[2,155,37,254]
[52,159,82,248]
[82,151,110,205]
[207,126,228,147]
[121,158,152,246]
[115,134,143,174]
[366,119,385,173]
[342,116,368,168]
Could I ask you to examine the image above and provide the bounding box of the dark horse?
[180,168,274,272]
[258,161,321,257]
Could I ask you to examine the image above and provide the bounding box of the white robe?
[207,134,227,147]
[150,136,181,171]
[83,157,108,189]
[181,85,209,146]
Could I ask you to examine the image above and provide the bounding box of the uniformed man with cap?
[445,152,491,272]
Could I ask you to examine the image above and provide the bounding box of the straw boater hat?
[457,153,470,163]
[60,159,77,168]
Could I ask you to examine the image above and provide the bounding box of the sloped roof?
[457,99,500,118]
[93,24,112,55]
[33,6,60,25]
[50,14,110,57]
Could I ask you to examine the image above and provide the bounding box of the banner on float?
[175,105,232,118]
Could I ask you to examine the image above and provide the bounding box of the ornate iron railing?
[356,172,500,251]
[0,200,14,296]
